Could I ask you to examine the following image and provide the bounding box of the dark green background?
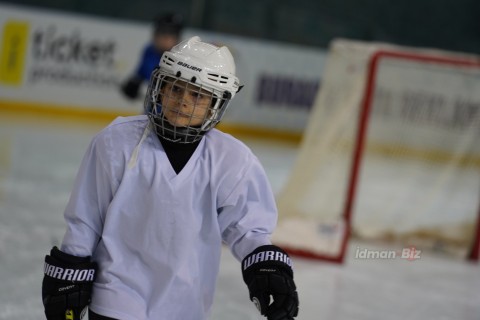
[4,0,480,54]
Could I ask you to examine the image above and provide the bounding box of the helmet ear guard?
[145,37,241,143]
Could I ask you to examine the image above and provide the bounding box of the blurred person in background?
[120,13,184,100]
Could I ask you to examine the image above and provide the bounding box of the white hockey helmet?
[145,36,242,143]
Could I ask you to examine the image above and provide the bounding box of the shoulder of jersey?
[207,129,255,161]
[92,115,149,146]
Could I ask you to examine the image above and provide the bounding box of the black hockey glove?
[42,246,97,320]
[242,245,299,320]
[120,75,142,100]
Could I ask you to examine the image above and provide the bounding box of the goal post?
[272,39,480,263]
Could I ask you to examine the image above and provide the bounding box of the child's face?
[160,79,213,127]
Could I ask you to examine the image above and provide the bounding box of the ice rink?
[0,112,479,320]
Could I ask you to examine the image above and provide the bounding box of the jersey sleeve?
[217,155,278,261]
[60,136,117,257]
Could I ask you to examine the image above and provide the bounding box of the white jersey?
[60,115,277,320]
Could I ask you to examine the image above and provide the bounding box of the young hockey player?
[42,36,299,320]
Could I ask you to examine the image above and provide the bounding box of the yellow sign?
[0,21,29,86]
[65,309,74,320]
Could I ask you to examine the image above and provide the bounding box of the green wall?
[4,0,480,54]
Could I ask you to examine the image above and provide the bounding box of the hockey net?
[272,39,480,263]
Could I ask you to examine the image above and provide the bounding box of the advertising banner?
[0,4,328,133]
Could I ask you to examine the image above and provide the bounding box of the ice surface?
[0,113,479,320]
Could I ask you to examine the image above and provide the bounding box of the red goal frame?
[347,51,480,262]
[285,50,480,263]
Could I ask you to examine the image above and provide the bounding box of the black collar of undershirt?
[158,135,201,174]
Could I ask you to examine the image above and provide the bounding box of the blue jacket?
[135,44,163,81]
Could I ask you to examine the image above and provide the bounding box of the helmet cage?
[145,68,232,143]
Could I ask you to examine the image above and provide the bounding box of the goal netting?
[272,39,480,263]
